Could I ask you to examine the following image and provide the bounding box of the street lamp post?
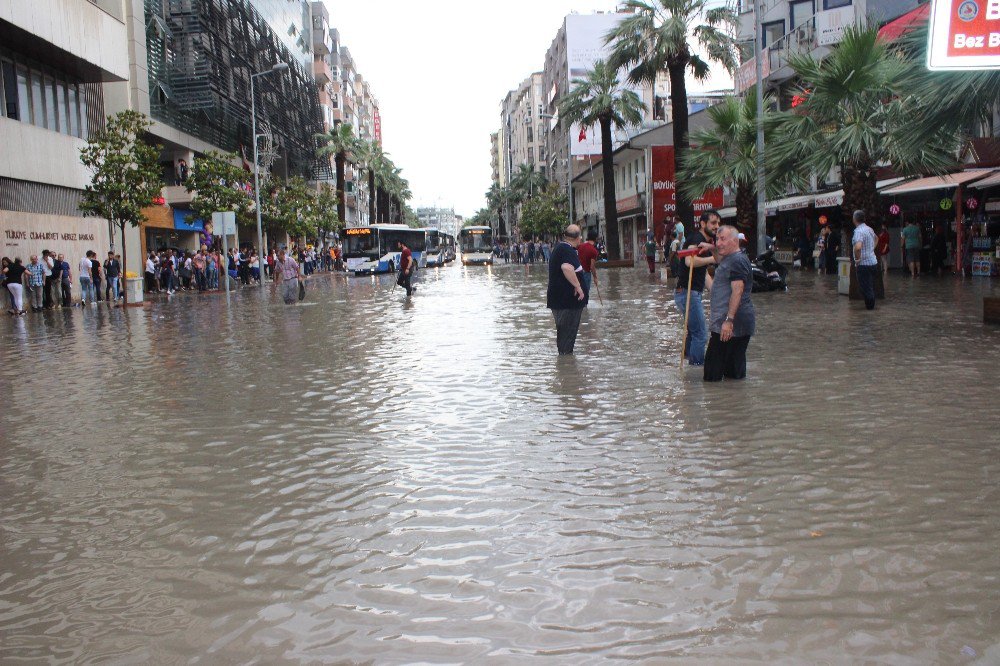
[250,62,288,288]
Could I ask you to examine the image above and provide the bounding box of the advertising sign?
[815,6,856,46]
[734,49,770,94]
[927,0,1000,70]
[650,146,724,225]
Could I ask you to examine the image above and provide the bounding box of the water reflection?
[2,266,999,662]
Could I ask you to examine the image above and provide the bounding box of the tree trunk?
[599,115,621,260]
[668,62,693,235]
[120,222,128,307]
[335,152,346,225]
[368,169,376,224]
[735,183,757,241]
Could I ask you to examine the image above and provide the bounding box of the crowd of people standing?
[3,250,122,315]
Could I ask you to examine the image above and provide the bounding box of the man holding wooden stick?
[674,210,721,367]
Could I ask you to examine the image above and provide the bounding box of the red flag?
[578,127,587,142]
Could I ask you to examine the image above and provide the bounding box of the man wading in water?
[274,247,303,304]
[396,240,415,297]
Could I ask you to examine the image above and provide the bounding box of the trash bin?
[837,257,851,295]
[125,276,144,305]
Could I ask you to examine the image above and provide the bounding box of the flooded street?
[2,264,999,663]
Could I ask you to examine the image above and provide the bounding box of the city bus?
[459,226,494,265]
[421,228,445,267]
[343,224,427,275]
[441,233,456,263]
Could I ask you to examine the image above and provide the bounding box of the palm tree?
[486,182,508,237]
[511,163,547,201]
[771,24,958,231]
[606,0,738,231]
[315,122,357,226]
[678,89,793,245]
[558,59,645,259]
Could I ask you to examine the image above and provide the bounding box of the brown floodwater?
[2,264,999,663]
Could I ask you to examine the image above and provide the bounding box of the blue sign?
[173,209,205,232]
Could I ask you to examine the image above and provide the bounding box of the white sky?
[322,1,732,218]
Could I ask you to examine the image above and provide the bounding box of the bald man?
[546,224,588,354]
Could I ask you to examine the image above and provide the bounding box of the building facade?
[1,0,126,293]
[416,207,459,239]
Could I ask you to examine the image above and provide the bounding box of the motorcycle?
[751,250,788,292]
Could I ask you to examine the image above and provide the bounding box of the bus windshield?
[460,229,493,253]
[343,228,378,259]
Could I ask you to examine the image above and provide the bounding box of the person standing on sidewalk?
[41,250,54,309]
[852,210,879,311]
[27,255,45,312]
[58,254,71,307]
[876,224,891,274]
[703,225,755,381]
[48,251,63,308]
[104,251,121,301]
[192,249,207,292]
[643,233,658,275]
[674,210,720,367]
[274,247,302,305]
[547,224,588,355]
[901,219,921,278]
[90,252,103,302]
[79,252,96,306]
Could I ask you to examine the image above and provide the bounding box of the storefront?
[968,172,1000,276]
[140,204,207,257]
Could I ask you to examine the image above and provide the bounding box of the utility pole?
[753,0,767,256]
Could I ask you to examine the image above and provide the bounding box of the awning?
[718,206,736,218]
[814,177,908,208]
[880,170,997,195]
[970,172,1000,189]
[878,4,929,42]
[765,193,814,214]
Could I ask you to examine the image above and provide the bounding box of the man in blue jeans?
[852,209,879,310]
[673,210,720,366]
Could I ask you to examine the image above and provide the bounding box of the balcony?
[162,185,193,206]
[313,27,333,55]
[313,59,333,85]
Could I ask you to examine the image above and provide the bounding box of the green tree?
[606,0,738,231]
[186,151,254,228]
[469,207,493,228]
[678,89,793,246]
[270,177,320,240]
[558,59,645,259]
[520,183,569,238]
[353,138,381,224]
[511,163,547,202]
[316,122,357,225]
[79,110,162,306]
[771,24,958,231]
[314,183,341,242]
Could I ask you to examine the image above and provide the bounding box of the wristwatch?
[724,316,734,323]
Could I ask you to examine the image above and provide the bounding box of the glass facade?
[249,0,311,70]
[0,48,91,139]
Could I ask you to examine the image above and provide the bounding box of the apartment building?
[502,72,546,180]
[0,0,128,290]
[416,207,459,239]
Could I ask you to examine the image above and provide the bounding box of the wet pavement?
[2,264,999,663]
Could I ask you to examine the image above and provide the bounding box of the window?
[526,126,533,143]
[56,80,68,131]
[79,85,88,138]
[68,84,80,137]
[45,75,57,131]
[2,60,17,119]
[30,69,45,128]
[823,0,850,8]
[790,0,814,28]
[762,20,785,47]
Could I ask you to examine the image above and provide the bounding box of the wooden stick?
[680,264,694,370]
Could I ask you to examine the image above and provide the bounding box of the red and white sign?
[734,49,769,94]
[373,108,382,145]
[927,0,1000,70]
[650,145,724,225]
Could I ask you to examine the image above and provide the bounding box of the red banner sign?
[650,145,724,227]
[927,0,1000,69]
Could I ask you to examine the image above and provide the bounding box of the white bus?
[421,228,445,267]
[343,224,427,275]
[441,233,456,263]
[459,226,494,265]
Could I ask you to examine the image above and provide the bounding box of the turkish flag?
[578,127,587,142]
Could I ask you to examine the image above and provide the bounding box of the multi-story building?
[416,207,459,239]
[504,72,546,180]
[1,0,128,293]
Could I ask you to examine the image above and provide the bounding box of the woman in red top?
[876,224,891,274]
[576,230,599,294]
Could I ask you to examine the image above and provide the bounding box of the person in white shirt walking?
[274,247,303,304]
[852,210,879,311]
[79,251,96,305]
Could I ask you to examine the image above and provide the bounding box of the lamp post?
[250,62,288,288]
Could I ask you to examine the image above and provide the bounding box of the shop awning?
[814,177,908,208]
[970,171,1000,189]
[878,4,929,42]
[718,206,736,218]
[765,193,814,214]
[879,170,997,195]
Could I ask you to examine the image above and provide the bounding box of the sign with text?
[815,6,855,46]
[734,49,769,94]
[649,145,724,226]
[927,0,1000,70]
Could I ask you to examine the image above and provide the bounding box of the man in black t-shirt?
[547,224,588,355]
[673,210,721,366]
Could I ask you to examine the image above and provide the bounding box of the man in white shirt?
[79,251,96,305]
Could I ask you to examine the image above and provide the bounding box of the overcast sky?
[322,1,730,218]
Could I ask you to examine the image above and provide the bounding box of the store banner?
[173,209,205,232]
[650,146,724,226]
[927,0,1000,70]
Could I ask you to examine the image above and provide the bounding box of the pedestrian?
[577,229,599,294]
[192,249,207,292]
[668,231,680,277]
[815,226,829,274]
[179,252,193,290]
[49,250,64,308]
[251,252,261,283]
[546,224,588,355]
[90,251,103,302]
[674,210,720,367]
[673,218,685,249]
[852,209,879,311]
[238,247,250,285]
[79,251,96,306]
[160,254,175,294]
[703,225,756,382]
[27,254,45,312]
[41,249,54,309]
[145,252,157,293]
[104,251,121,301]
[930,224,948,276]
[823,226,840,274]
[643,233,657,275]
[4,257,27,315]
[58,254,71,307]
[274,247,302,304]
[876,224,891,274]
[901,219,921,278]
[395,239,416,296]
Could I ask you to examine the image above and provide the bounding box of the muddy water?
[2,266,999,663]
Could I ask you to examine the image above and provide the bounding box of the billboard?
[565,13,638,156]
[650,146,724,231]
[927,0,1000,70]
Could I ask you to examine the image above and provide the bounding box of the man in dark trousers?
[547,224,588,354]
[674,210,720,366]
[703,225,756,381]
[396,240,415,296]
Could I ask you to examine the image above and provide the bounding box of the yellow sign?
[345,227,371,236]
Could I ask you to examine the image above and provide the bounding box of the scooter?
[751,250,788,292]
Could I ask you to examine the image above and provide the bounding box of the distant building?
[417,207,459,238]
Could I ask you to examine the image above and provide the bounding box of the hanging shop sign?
[926,0,1000,70]
[818,215,829,225]
[815,193,844,208]
[889,203,901,215]
[966,196,979,209]
[940,197,954,210]
[649,146,723,223]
